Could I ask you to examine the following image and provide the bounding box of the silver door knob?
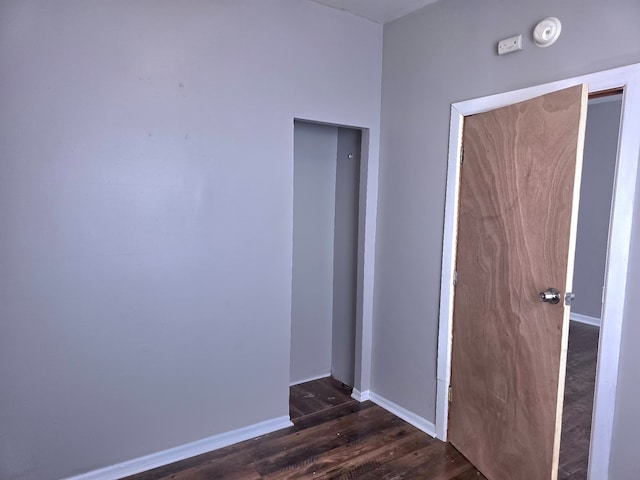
[539,288,561,304]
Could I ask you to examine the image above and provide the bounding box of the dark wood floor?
[559,321,600,479]
[125,377,484,479]
[126,323,598,480]
[289,376,354,421]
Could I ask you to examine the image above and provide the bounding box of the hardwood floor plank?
[128,338,595,480]
[558,321,599,480]
[125,402,375,480]
[291,400,372,428]
[289,377,354,420]
[252,404,402,476]
[124,400,475,480]
[365,441,484,480]
[264,427,426,479]
[315,429,435,480]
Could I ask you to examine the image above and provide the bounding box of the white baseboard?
[571,312,601,327]
[289,372,331,386]
[65,416,293,480]
[351,388,370,402]
[369,392,436,437]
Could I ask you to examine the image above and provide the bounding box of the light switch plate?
[498,34,523,55]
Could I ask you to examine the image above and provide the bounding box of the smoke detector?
[533,17,562,48]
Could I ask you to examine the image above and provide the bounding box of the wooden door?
[448,85,588,480]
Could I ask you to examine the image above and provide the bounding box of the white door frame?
[436,63,640,480]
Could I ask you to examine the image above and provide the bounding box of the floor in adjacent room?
[559,320,600,480]
[125,322,598,479]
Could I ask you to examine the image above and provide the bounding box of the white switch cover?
[497,34,523,55]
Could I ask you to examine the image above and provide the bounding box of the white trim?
[570,313,601,327]
[354,127,377,397]
[289,373,331,386]
[589,68,640,480]
[436,63,640,480]
[65,416,293,480]
[435,102,464,441]
[351,388,370,402]
[369,392,436,437]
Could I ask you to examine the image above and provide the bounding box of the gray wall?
[572,98,621,319]
[291,122,338,384]
[332,128,361,386]
[374,0,640,467]
[0,2,382,479]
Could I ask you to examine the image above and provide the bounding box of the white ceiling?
[311,0,440,24]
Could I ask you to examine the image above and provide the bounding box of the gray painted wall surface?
[291,122,338,384]
[572,98,621,319]
[374,0,640,471]
[0,2,382,479]
[332,128,361,386]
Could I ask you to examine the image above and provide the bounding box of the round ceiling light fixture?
[533,17,562,48]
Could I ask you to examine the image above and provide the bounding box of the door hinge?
[460,146,464,164]
[448,385,453,403]
[453,270,457,286]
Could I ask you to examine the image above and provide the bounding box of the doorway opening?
[437,63,640,480]
[559,90,622,478]
[289,120,363,418]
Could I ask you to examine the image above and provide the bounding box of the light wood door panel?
[448,85,588,480]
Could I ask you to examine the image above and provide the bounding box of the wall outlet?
[497,34,523,55]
